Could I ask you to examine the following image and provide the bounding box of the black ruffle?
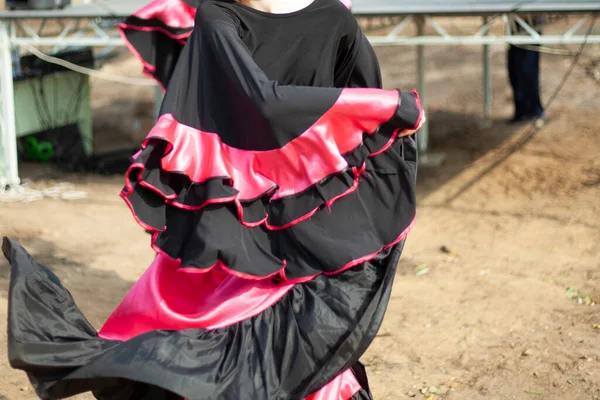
[124,134,417,281]
[124,123,408,229]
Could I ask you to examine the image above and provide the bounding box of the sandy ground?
[1,20,599,400]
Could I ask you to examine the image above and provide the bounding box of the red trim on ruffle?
[262,164,363,231]
[124,161,239,212]
[118,27,155,74]
[321,215,415,279]
[130,156,416,282]
[127,0,196,29]
[160,215,415,284]
[370,128,400,157]
[123,156,366,223]
[122,162,364,230]
[364,91,425,159]
[409,90,425,133]
[148,230,287,281]
[234,198,269,228]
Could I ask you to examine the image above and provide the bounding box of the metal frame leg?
[483,16,493,125]
[416,16,428,153]
[0,21,19,187]
[414,16,444,166]
[154,84,163,119]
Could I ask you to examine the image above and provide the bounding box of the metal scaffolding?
[1,0,599,185]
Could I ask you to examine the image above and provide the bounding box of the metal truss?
[2,11,599,184]
[361,13,599,46]
[10,12,596,49]
[9,17,123,48]
[356,12,598,160]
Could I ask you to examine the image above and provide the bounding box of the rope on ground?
[0,182,87,203]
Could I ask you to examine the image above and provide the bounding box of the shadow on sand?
[416,109,524,201]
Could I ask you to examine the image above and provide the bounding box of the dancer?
[3,0,425,398]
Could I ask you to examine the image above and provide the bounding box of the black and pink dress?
[3,0,424,399]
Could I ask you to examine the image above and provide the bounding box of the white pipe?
[483,16,492,121]
[0,21,20,187]
[12,37,125,46]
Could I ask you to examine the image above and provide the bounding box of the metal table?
[1,1,599,185]
[0,0,147,187]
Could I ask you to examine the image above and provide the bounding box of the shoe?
[507,113,546,127]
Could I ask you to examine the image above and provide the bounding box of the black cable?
[28,77,51,131]
[27,81,43,130]
[38,75,55,128]
[70,74,86,119]
[53,73,58,125]
[62,73,85,125]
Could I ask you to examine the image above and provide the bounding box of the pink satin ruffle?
[98,254,294,338]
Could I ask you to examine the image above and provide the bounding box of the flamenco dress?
[3,0,424,398]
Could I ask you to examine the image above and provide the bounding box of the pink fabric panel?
[98,254,294,339]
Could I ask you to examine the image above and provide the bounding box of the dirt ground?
[1,19,599,400]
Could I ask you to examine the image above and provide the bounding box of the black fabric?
[3,237,402,400]
[507,17,544,120]
[393,91,423,130]
[221,0,367,88]
[159,0,396,150]
[349,389,373,400]
[350,362,374,399]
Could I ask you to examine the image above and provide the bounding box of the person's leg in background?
[508,44,524,121]
[507,17,545,124]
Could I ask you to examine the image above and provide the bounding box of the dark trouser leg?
[508,44,522,119]
[508,44,544,120]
